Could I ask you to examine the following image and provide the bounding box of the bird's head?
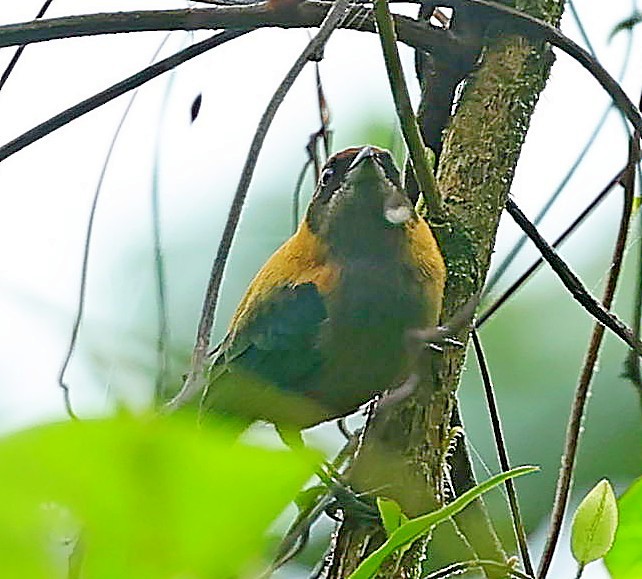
[306,146,416,256]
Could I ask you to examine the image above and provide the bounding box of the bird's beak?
[348,146,376,172]
[348,146,413,225]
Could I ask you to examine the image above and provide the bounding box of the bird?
[200,145,446,437]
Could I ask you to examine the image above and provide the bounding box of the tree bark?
[324,1,565,577]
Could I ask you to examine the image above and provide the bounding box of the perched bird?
[201,146,446,435]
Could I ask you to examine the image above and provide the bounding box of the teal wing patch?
[214,282,327,394]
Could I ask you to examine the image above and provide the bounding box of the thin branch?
[150,35,183,404]
[505,198,642,357]
[166,0,353,412]
[290,60,333,233]
[471,330,533,576]
[0,30,247,164]
[313,60,331,163]
[0,1,638,167]
[373,0,441,216]
[0,0,55,92]
[56,35,174,420]
[486,113,616,295]
[0,5,452,54]
[479,169,623,326]
[536,131,639,579]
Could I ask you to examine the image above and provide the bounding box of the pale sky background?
[0,2,639,577]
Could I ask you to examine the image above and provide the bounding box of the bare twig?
[0,5,452,54]
[0,30,248,163]
[291,61,333,232]
[0,0,55,92]
[536,126,640,579]
[373,0,441,216]
[56,34,174,420]
[166,0,353,412]
[471,330,533,576]
[486,122,619,296]
[479,169,623,326]
[150,35,182,403]
[0,1,639,166]
[313,60,331,164]
[505,198,642,357]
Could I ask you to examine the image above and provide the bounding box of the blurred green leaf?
[377,497,408,537]
[571,479,618,566]
[0,414,320,578]
[605,477,642,578]
[348,465,537,579]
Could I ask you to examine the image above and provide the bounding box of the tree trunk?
[324,1,565,577]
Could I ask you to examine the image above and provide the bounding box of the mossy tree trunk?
[325,1,565,577]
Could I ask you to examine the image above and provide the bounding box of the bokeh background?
[0,1,640,577]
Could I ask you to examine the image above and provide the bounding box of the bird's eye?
[320,167,334,187]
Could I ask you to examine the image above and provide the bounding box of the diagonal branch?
[0,0,56,92]
[373,0,441,216]
[506,199,642,357]
[479,169,624,326]
[0,30,248,163]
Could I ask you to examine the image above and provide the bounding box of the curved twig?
[485,13,635,295]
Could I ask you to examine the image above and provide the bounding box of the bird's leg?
[322,462,380,519]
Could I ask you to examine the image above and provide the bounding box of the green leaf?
[571,479,618,566]
[605,477,642,578]
[347,465,538,579]
[0,414,320,578]
[377,497,408,537]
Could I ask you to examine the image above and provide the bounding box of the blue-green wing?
[208,282,327,400]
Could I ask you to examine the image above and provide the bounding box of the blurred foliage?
[0,413,319,578]
[605,477,642,578]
